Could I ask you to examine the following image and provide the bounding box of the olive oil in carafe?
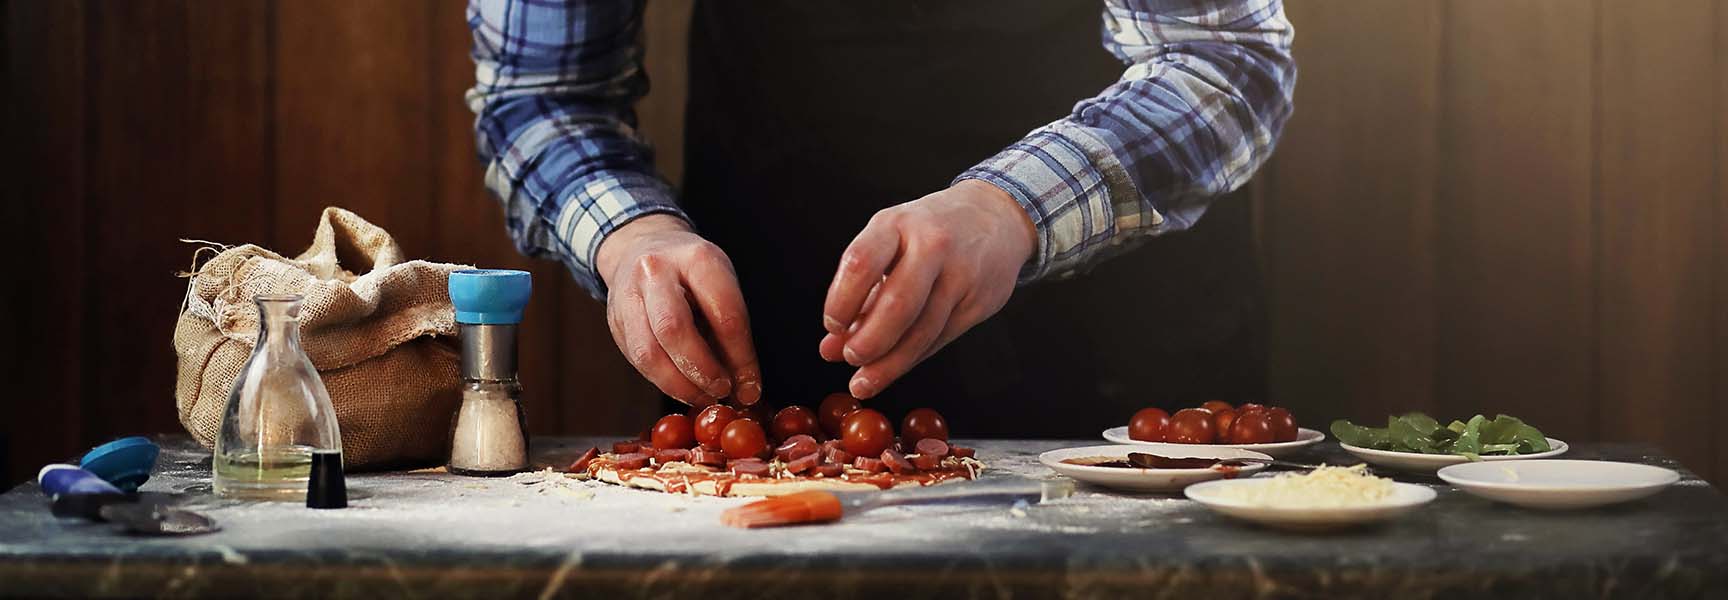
[214,446,315,500]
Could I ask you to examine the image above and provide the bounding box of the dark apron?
[676,0,1265,437]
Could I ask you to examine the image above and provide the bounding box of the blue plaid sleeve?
[956,0,1296,283]
[467,0,688,297]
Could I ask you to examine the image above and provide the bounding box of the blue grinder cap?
[449,269,532,324]
[79,436,159,493]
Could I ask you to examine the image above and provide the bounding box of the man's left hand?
[819,179,1036,399]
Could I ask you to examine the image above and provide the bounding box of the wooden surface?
[3,1,1725,486]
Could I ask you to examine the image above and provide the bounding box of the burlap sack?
[174,207,470,470]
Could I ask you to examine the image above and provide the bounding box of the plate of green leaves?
[1330,413,1567,473]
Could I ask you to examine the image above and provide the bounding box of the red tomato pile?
[577,393,978,476]
[1128,401,1299,444]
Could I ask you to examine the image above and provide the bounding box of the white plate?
[1437,459,1678,510]
[1038,444,1269,493]
[1184,478,1436,531]
[1102,427,1325,458]
[1339,438,1569,473]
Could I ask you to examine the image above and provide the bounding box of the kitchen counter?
[2,436,1726,598]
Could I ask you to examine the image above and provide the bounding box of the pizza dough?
[574,447,984,498]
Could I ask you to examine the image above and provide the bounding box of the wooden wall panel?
[640,0,693,188]
[4,0,87,478]
[85,0,193,442]
[1596,1,1718,478]
[1716,1,1727,486]
[1267,3,1440,423]
[275,0,434,256]
[1435,1,1597,440]
[183,0,272,244]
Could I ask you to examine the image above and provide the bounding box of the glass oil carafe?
[215,294,344,500]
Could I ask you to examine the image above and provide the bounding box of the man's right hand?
[596,214,761,406]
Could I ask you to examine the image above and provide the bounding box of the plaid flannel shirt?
[467,0,1295,296]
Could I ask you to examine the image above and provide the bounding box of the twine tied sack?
[175,207,470,470]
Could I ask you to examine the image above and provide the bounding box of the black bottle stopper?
[306,451,347,509]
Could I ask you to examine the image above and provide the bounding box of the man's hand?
[820,180,1036,399]
[597,214,762,406]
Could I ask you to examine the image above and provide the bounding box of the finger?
[819,281,881,363]
[616,284,715,406]
[848,277,962,399]
[641,260,734,400]
[818,332,846,362]
[841,246,941,366]
[823,219,899,334]
[685,251,762,405]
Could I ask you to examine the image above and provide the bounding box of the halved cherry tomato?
[1166,408,1217,444]
[818,393,862,438]
[651,414,696,450]
[1128,408,1171,442]
[1229,411,1277,444]
[840,408,894,457]
[1267,407,1299,442]
[1212,409,1239,444]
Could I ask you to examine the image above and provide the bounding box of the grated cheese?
[1216,465,1393,508]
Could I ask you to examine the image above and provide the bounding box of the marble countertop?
[2,436,1726,599]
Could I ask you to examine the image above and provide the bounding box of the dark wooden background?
[4,1,1725,486]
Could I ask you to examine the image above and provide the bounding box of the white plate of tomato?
[1103,401,1325,459]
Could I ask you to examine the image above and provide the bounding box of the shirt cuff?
[549,171,690,297]
[954,127,1120,283]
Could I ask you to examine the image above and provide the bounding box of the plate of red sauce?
[1039,444,1270,493]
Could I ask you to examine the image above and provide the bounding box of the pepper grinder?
[447,269,532,476]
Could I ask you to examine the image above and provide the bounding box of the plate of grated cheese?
[1184,465,1435,531]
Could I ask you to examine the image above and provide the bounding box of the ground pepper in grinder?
[447,270,532,476]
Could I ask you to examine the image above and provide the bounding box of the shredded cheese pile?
[1217,465,1394,508]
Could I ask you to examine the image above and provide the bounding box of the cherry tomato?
[900,408,950,447]
[1166,408,1217,444]
[1212,409,1239,444]
[1267,407,1299,442]
[840,408,894,457]
[651,414,696,450]
[1236,403,1267,417]
[693,405,738,449]
[720,419,769,459]
[1127,408,1171,442]
[771,406,822,442]
[1228,411,1277,444]
[1200,400,1234,414]
[818,393,863,437]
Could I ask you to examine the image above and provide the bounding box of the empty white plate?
[1339,438,1568,473]
[1102,427,1325,459]
[1185,478,1436,531]
[1436,459,1678,510]
[1039,444,1269,493]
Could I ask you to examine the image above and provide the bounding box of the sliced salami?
[911,452,943,471]
[613,452,651,470]
[774,435,820,462]
[915,438,950,458]
[691,447,727,466]
[565,447,600,473]
[854,456,887,473]
[786,452,820,474]
[730,460,771,477]
[653,448,691,464]
[881,450,917,475]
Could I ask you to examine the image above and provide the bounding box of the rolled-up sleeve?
[956,0,1296,283]
[467,0,689,297]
